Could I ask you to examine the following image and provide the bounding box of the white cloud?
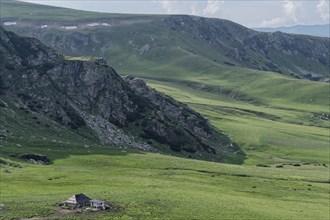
[260,0,301,27]
[158,1,176,14]
[283,0,300,22]
[261,17,284,27]
[154,0,223,17]
[190,3,199,16]
[203,0,224,16]
[316,0,330,21]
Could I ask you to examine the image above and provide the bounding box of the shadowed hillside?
[0,27,244,163]
[1,0,329,81]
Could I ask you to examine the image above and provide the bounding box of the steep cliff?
[0,27,244,163]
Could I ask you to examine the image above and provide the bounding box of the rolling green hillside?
[1,26,245,163]
[138,64,329,165]
[1,0,329,164]
[2,83,327,219]
[0,0,328,171]
[1,101,329,219]
[0,1,329,219]
[1,0,329,81]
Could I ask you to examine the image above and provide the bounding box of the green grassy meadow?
[106,51,329,165]
[1,1,330,219]
[144,73,329,165]
[1,64,329,219]
[1,36,329,220]
[1,145,329,220]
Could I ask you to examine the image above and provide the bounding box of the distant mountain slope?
[0,27,244,163]
[254,24,330,38]
[1,0,329,81]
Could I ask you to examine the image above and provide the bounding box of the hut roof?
[66,193,91,204]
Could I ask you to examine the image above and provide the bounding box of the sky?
[20,0,330,28]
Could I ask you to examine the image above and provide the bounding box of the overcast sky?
[20,0,330,28]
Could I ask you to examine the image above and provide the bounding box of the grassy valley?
[0,39,329,220]
[110,50,329,164]
[1,144,329,219]
[0,1,329,219]
[2,101,327,219]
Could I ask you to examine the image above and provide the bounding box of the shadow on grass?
[0,141,145,166]
[0,137,246,166]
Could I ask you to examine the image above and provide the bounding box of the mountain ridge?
[0,26,244,163]
[1,0,329,81]
[254,24,330,38]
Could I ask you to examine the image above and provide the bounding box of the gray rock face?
[0,27,244,163]
[5,14,329,81]
[124,76,234,153]
[161,15,329,80]
[0,99,7,108]
[46,31,103,53]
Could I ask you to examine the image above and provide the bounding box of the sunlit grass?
[1,146,329,219]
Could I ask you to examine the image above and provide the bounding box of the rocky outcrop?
[124,76,236,154]
[18,153,50,164]
[3,8,329,80]
[161,15,329,80]
[0,27,244,163]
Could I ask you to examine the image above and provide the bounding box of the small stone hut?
[65,193,91,207]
